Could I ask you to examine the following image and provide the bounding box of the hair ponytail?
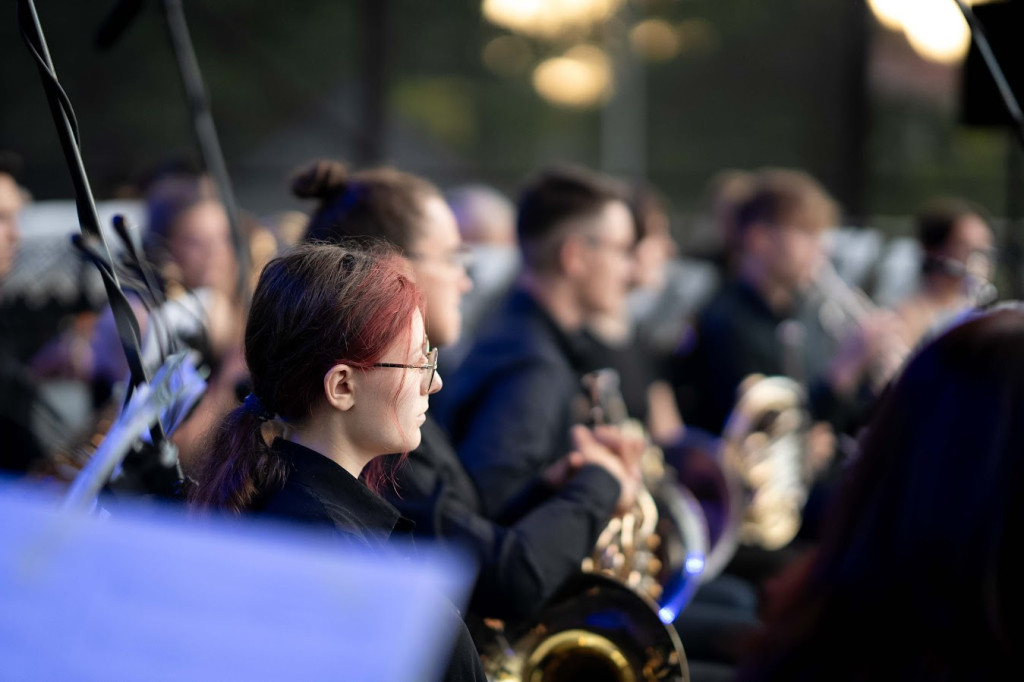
[189,405,289,513]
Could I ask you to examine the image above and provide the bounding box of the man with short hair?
[434,163,639,520]
[669,167,904,592]
[671,167,899,438]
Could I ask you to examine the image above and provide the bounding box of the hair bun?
[291,159,349,200]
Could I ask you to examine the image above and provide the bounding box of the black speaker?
[959,1,1023,128]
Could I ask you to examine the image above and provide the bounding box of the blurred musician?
[893,196,997,352]
[670,167,902,447]
[668,168,905,588]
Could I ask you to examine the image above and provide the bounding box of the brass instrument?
[813,258,909,392]
[473,572,688,682]
[710,260,903,555]
[578,369,709,611]
[718,374,812,551]
[472,368,699,682]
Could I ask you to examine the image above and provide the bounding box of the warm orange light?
[868,0,974,64]
[902,0,971,64]
[630,19,681,62]
[867,0,905,32]
[482,0,625,40]
[532,45,612,109]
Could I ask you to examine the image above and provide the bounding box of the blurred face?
[168,199,237,293]
[408,195,473,348]
[633,215,677,291]
[576,200,636,316]
[353,310,442,455]
[945,213,995,285]
[0,173,23,280]
[766,219,826,292]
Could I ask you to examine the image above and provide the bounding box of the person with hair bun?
[190,242,485,681]
[293,158,641,624]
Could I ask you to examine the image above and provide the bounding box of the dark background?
[1,0,1020,246]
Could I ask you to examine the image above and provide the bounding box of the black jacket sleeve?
[391,424,621,621]
[451,357,578,520]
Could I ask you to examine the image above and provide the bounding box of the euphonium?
[472,368,701,682]
[472,572,688,682]
[578,369,709,614]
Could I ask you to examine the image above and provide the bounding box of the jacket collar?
[272,438,412,538]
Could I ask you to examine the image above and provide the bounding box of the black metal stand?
[954,0,1024,299]
[159,0,250,303]
[17,0,176,480]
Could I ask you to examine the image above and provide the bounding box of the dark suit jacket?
[433,287,593,521]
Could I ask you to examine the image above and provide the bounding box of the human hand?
[828,309,907,395]
[568,424,643,515]
[805,420,836,477]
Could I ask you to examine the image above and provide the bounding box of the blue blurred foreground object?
[0,480,474,681]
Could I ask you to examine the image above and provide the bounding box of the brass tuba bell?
[472,572,689,682]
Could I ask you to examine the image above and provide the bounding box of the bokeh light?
[482,0,626,40]
[482,35,534,77]
[630,19,681,62]
[868,0,979,65]
[532,44,613,109]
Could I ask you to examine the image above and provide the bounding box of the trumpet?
[811,258,910,393]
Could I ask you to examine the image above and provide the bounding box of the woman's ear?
[324,364,356,412]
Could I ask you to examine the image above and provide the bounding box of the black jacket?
[670,279,865,436]
[384,415,620,622]
[433,287,594,521]
[259,439,486,682]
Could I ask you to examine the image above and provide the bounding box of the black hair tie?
[243,393,275,422]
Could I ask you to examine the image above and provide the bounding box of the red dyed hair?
[190,242,423,512]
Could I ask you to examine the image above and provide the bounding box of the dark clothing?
[261,439,413,548]
[259,439,486,682]
[0,336,63,474]
[669,279,863,582]
[670,279,860,437]
[384,415,620,621]
[433,287,593,520]
[574,327,658,426]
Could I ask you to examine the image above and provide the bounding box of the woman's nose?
[428,369,443,394]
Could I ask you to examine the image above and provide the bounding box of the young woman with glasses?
[189,243,485,681]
